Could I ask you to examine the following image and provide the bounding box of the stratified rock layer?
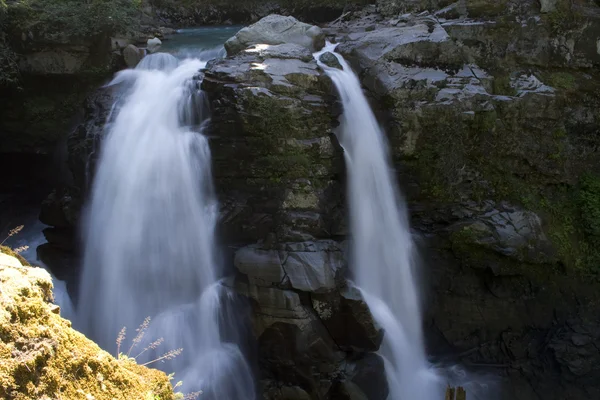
[202,25,386,398]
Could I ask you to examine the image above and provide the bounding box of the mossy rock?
[0,256,177,400]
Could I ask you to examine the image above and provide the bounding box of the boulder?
[147,37,162,53]
[111,37,131,51]
[282,249,344,293]
[0,253,177,400]
[319,51,343,70]
[234,241,345,293]
[312,287,383,351]
[224,14,325,56]
[123,44,144,68]
[234,246,285,287]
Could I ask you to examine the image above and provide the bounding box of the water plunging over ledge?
[76,49,255,399]
[314,43,496,400]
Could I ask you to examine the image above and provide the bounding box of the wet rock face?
[202,15,385,397]
[330,3,600,399]
[36,4,600,399]
[202,40,344,245]
[319,52,343,69]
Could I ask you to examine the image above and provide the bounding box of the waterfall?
[315,44,444,399]
[76,52,255,399]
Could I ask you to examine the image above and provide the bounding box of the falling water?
[76,51,255,399]
[315,44,444,399]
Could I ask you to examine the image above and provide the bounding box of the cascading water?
[315,44,444,400]
[76,50,255,399]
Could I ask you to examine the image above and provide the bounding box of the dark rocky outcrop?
[328,2,600,399]
[28,2,600,399]
[201,21,387,396]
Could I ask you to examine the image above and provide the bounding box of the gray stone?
[225,14,325,56]
[123,44,144,68]
[283,250,344,293]
[235,282,308,319]
[147,37,162,53]
[349,353,389,400]
[319,52,343,70]
[337,15,461,70]
[234,245,285,286]
[473,205,555,264]
[312,287,383,351]
[244,43,314,62]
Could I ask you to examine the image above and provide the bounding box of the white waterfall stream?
[314,43,445,400]
[76,52,255,399]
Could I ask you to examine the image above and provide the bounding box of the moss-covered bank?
[0,250,177,400]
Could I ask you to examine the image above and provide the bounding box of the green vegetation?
[546,0,583,34]
[548,71,578,91]
[241,89,334,185]
[492,75,517,96]
[0,0,141,87]
[0,245,29,266]
[403,94,600,277]
[0,0,19,87]
[465,0,508,19]
[5,0,142,40]
[115,317,200,400]
[579,174,600,238]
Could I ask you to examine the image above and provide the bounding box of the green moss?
[0,265,178,400]
[578,174,600,237]
[548,72,578,91]
[403,86,600,276]
[465,0,508,18]
[240,90,333,185]
[545,0,583,34]
[492,75,517,96]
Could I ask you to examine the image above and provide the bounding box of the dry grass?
[116,317,201,400]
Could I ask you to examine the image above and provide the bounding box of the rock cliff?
[31,2,600,399]
[329,2,600,399]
